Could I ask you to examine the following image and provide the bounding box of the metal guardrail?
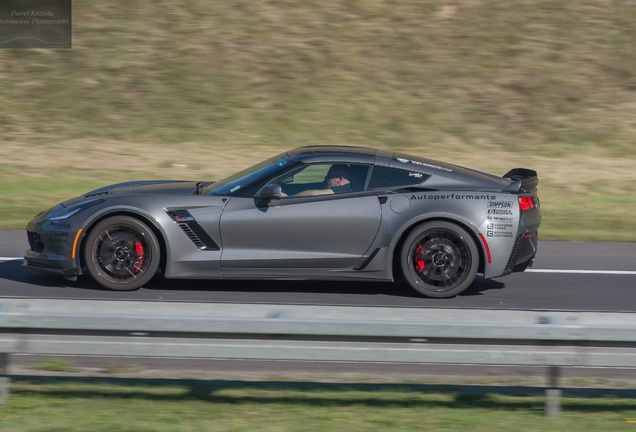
[1,304,636,416]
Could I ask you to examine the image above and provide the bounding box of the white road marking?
[527,269,636,275]
[0,255,634,275]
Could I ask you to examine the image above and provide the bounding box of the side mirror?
[257,184,282,207]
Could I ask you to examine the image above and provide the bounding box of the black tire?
[401,221,479,298]
[84,216,160,291]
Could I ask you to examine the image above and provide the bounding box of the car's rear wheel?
[84,216,160,291]
[401,221,478,298]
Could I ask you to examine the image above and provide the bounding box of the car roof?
[286,145,388,164]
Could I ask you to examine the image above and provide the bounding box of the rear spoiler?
[502,168,539,193]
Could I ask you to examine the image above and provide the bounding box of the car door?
[219,162,382,274]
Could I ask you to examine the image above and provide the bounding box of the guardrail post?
[545,389,562,417]
[548,365,560,388]
[0,353,9,405]
[545,366,561,417]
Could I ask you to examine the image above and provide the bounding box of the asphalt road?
[1,230,635,311]
[3,230,636,383]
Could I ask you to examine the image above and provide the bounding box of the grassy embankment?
[1,382,636,431]
[1,1,636,240]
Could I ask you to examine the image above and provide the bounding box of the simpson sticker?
[411,194,497,201]
[396,158,452,172]
[488,201,513,208]
[408,172,423,178]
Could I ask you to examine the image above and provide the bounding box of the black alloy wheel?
[401,221,479,298]
[84,216,160,291]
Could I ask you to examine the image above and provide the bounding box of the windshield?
[202,153,293,196]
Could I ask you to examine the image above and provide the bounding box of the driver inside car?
[294,164,352,197]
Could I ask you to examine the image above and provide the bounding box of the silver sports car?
[24,146,540,298]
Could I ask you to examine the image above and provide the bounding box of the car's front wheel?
[401,221,479,298]
[84,216,160,291]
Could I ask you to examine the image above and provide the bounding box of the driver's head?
[325,164,351,188]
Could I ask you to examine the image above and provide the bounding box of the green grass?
[31,358,80,373]
[1,0,636,239]
[101,363,144,375]
[0,180,105,230]
[2,0,636,150]
[1,383,636,431]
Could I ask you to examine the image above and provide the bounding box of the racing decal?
[487,209,513,215]
[488,201,513,208]
[174,216,195,222]
[487,231,514,238]
[487,223,514,231]
[487,215,514,221]
[485,216,516,238]
[411,193,497,201]
[408,172,424,178]
[52,222,73,229]
[396,158,453,172]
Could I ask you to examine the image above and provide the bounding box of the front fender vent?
[166,210,220,251]
[177,222,207,249]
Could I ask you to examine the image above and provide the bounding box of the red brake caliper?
[415,245,425,273]
[133,240,145,274]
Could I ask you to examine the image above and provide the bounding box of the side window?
[368,166,430,189]
[264,163,372,198]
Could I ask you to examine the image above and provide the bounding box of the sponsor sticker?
[487,230,514,238]
[487,216,514,222]
[488,209,513,215]
[487,222,514,232]
[488,201,513,208]
[396,158,452,172]
[52,222,73,229]
[411,193,497,201]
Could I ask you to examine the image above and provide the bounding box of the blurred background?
[1,0,635,239]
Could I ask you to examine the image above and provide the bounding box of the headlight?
[49,200,105,221]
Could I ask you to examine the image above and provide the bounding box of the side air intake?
[166,210,220,251]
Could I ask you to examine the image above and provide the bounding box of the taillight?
[519,197,535,212]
